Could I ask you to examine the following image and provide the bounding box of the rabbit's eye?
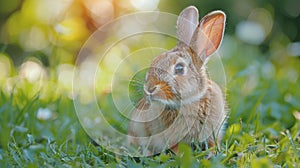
[174,63,185,75]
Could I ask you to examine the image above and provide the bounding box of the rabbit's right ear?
[190,11,226,62]
[177,6,199,45]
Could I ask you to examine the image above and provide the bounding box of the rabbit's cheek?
[175,76,196,91]
[160,85,174,100]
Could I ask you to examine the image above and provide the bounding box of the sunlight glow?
[130,0,159,11]
[83,0,115,26]
[34,0,73,24]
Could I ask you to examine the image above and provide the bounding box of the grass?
[0,40,300,167]
[0,78,299,167]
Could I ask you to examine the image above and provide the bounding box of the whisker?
[135,98,147,120]
[115,77,145,86]
[130,79,146,85]
[119,98,145,130]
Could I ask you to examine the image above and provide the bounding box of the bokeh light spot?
[236,21,265,45]
[130,0,159,11]
[83,0,115,26]
[287,42,300,56]
[19,26,49,51]
[0,53,13,80]
[284,0,300,17]
[19,60,47,83]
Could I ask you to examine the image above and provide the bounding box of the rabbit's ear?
[191,11,226,61]
[177,6,199,45]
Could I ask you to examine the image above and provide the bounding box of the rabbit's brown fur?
[128,6,227,155]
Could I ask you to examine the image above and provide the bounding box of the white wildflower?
[37,108,53,120]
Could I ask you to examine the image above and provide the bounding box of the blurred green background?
[0,0,299,166]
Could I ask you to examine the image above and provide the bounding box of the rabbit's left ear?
[177,6,199,45]
[191,11,226,60]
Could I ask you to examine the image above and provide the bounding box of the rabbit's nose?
[144,85,158,95]
[148,86,157,93]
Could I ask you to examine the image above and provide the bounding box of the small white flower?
[37,108,53,120]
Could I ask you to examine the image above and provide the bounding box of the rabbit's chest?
[166,102,212,142]
[154,105,207,134]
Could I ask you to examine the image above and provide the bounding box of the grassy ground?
[0,40,300,167]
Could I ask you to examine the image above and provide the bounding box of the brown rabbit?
[128,6,227,156]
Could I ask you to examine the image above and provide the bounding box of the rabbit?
[128,6,227,156]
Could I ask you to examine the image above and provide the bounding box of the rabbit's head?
[144,6,226,107]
